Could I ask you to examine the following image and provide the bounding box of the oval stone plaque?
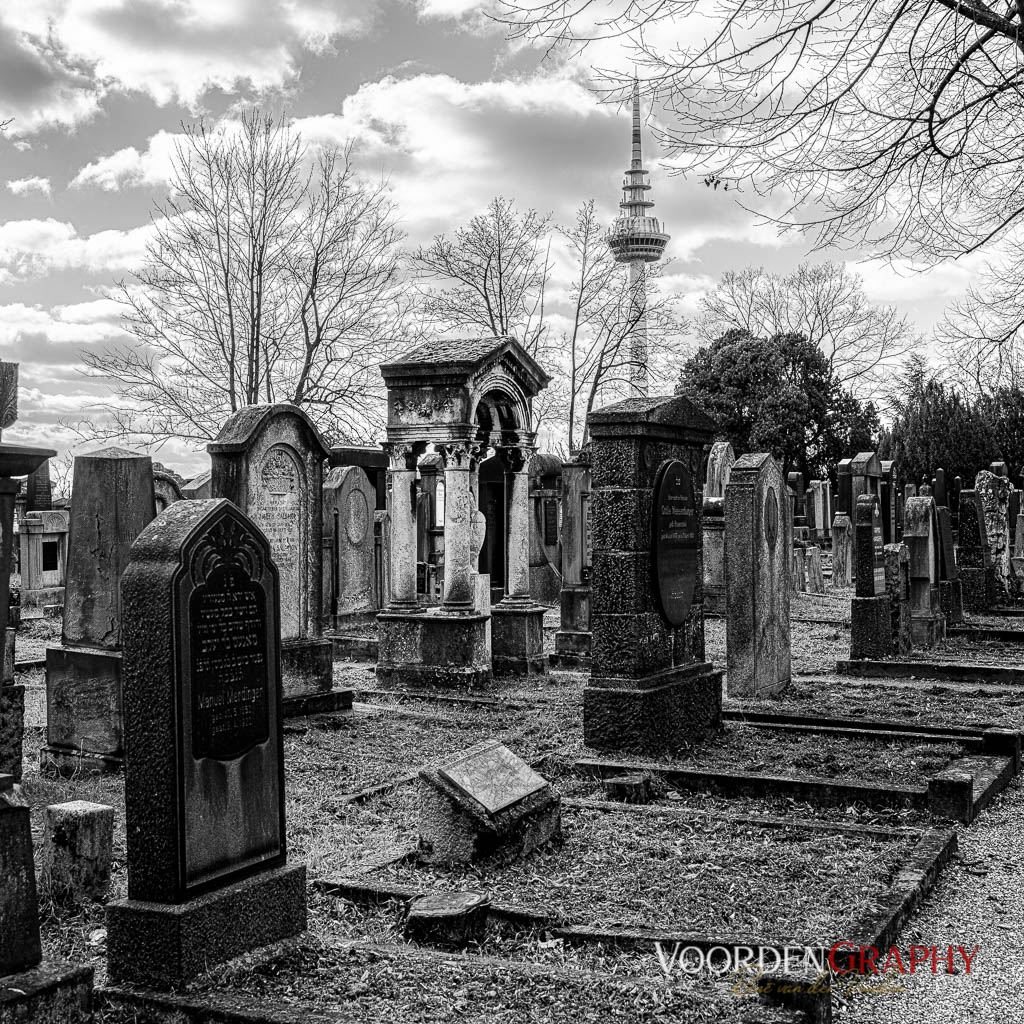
[651,459,699,628]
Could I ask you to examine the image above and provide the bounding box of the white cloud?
[3,0,379,124]
[70,130,181,191]
[0,218,154,283]
[6,177,51,198]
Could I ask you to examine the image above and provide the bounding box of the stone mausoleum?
[377,336,550,687]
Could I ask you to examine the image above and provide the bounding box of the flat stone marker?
[420,739,560,865]
[438,742,548,816]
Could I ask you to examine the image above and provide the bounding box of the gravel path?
[838,778,1024,1022]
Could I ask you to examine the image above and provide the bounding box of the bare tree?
[555,200,687,448]
[411,196,552,357]
[81,111,414,447]
[696,262,917,398]
[502,1,1024,266]
[940,239,1024,397]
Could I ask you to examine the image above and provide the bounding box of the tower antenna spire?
[606,76,669,398]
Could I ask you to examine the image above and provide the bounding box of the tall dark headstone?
[787,471,805,526]
[951,476,962,532]
[836,459,853,519]
[904,496,946,646]
[24,459,53,513]
[850,494,891,658]
[879,460,896,545]
[209,404,336,712]
[933,468,948,509]
[106,499,306,989]
[42,448,155,774]
[584,396,721,753]
[958,489,996,612]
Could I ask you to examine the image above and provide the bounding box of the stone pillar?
[0,479,22,782]
[702,441,735,615]
[551,456,592,669]
[42,448,155,774]
[885,543,913,655]
[492,447,547,676]
[904,496,946,647]
[441,443,475,612]
[936,505,964,625]
[805,546,824,594]
[387,449,419,610]
[976,470,1012,602]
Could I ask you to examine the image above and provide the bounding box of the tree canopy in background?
[81,111,415,447]
[676,329,879,483]
[696,262,917,400]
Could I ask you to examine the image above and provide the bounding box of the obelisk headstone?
[850,494,892,658]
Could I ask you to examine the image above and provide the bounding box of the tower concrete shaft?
[606,79,670,398]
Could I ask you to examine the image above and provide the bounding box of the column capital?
[383,442,419,471]
[437,441,486,471]
[500,445,536,475]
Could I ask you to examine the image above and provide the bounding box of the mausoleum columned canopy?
[379,336,550,450]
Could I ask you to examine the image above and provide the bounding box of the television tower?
[606,79,670,398]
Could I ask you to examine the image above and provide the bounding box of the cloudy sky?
[0,0,976,478]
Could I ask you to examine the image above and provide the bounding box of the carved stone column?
[386,444,419,609]
[503,447,533,603]
[440,443,477,612]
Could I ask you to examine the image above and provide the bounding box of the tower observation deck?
[606,80,669,397]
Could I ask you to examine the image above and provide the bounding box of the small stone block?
[105,862,307,990]
[928,770,974,823]
[419,741,561,865]
[40,801,114,901]
[404,891,490,948]
[603,773,653,804]
[0,962,92,1024]
[982,728,1021,772]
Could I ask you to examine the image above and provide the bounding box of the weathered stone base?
[418,773,560,866]
[0,684,24,782]
[280,638,333,705]
[850,595,893,659]
[490,601,547,677]
[910,613,946,648]
[939,579,964,625]
[106,863,307,991]
[0,962,92,1024]
[584,663,723,755]
[549,630,592,671]
[39,747,123,776]
[376,609,492,689]
[891,603,913,656]
[44,645,123,763]
[281,688,353,716]
[329,610,378,633]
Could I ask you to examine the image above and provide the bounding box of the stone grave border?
[310,808,956,1018]
[946,626,1024,643]
[98,935,812,1024]
[837,658,1024,685]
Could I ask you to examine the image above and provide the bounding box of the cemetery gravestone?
[419,739,561,864]
[850,495,892,659]
[884,543,913,655]
[702,440,735,614]
[25,459,52,512]
[181,468,212,499]
[152,464,184,513]
[787,471,806,527]
[831,513,853,589]
[837,459,853,519]
[880,460,896,545]
[805,546,825,594]
[18,508,69,613]
[725,453,792,696]
[903,496,946,647]
[958,489,996,612]
[975,470,1013,602]
[323,465,378,631]
[552,453,593,668]
[209,403,338,712]
[951,476,962,533]
[936,506,964,624]
[0,773,93,1019]
[106,499,306,989]
[42,448,155,774]
[584,396,722,752]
